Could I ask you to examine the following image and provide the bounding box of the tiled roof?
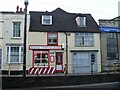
[29,8,99,33]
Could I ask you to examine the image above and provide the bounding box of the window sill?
[47,44,58,46]
[6,62,23,64]
[11,37,22,40]
[75,45,94,47]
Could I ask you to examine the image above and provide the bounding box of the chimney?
[20,8,23,13]
[16,5,19,13]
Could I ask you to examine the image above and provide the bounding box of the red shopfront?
[28,45,64,75]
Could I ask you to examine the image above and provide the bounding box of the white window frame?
[42,15,52,25]
[75,33,94,47]
[6,45,23,63]
[12,22,21,38]
[76,16,86,27]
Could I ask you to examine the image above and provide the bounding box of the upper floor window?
[107,33,118,61]
[75,33,94,47]
[47,32,58,45]
[7,45,23,63]
[42,15,52,25]
[12,22,21,38]
[76,16,86,27]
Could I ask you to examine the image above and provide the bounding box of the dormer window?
[76,16,86,27]
[42,15,52,25]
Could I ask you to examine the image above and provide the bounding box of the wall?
[68,33,101,73]
[2,73,120,89]
[1,13,28,70]
[99,19,120,71]
[27,32,101,73]
[27,32,66,70]
[118,1,120,16]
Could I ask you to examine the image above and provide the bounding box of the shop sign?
[29,45,62,50]
[100,26,120,32]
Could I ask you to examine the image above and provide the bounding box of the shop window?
[47,32,58,45]
[34,51,48,66]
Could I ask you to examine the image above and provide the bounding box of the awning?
[100,26,120,32]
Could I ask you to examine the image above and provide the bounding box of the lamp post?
[23,0,29,77]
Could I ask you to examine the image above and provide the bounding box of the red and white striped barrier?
[28,66,55,75]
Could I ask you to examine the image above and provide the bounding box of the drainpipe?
[118,19,120,71]
[65,33,68,75]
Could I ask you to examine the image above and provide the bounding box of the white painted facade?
[0,12,30,71]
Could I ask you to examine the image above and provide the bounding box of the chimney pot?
[20,8,22,13]
[16,5,19,12]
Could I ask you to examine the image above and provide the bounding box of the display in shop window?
[34,51,48,66]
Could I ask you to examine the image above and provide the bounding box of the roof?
[99,16,120,21]
[29,8,99,33]
[0,11,24,14]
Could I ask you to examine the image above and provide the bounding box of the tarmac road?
[3,82,120,90]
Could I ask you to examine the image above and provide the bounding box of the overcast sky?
[0,0,119,22]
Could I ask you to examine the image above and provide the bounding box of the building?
[99,16,120,71]
[118,1,120,16]
[0,8,30,74]
[27,8,101,75]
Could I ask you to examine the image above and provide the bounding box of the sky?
[0,0,119,23]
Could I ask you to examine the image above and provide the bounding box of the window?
[47,32,58,45]
[42,15,52,25]
[76,17,86,27]
[34,51,48,66]
[7,46,23,63]
[107,33,118,61]
[80,17,86,27]
[75,33,94,46]
[12,22,21,38]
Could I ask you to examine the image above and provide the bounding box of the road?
[38,82,119,89]
[2,82,120,90]
[3,82,119,90]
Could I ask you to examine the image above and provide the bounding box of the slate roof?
[29,8,99,33]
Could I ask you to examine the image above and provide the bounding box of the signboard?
[29,45,62,50]
[100,26,120,32]
[91,53,95,63]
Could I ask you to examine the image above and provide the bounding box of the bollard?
[114,63,116,74]
[65,64,68,76]
[8,64,10,76]
[37,64,39,76]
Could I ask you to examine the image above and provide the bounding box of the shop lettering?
[29,45,62,50]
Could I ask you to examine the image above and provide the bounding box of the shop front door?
[56,52,63,72]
